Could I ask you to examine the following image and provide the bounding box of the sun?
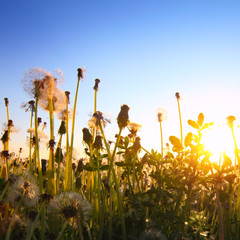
[201,124,236,164]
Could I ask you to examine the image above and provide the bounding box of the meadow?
[0,67,239,240]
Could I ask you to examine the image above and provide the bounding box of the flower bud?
[93,135,103,150]
[117,104,130,129]
[82,128,93,146]
[93,78,100,91]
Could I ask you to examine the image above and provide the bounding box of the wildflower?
[82,128,93,146]
[156,108,168,122]
[4,98,9,107]
[1,130,8,144]
[132,136,141,152]
[48,192,91,226]
[77,67,85,80]
[7,174,40,208]
[27,128,47,139]
[93,78,100,91]
[39,193,53,203]
[48,139,56,151]
[93,135,103,150]
[128,122,142,138]
[21,100,35,112]
[57,108,73,121]
[22,67,53,98]
[38,117,42,126]
[65,91,70,103]
[117,104,130,129]
[91,111,110,129]
[58,121,66,135]
[227,115,236,128]
[175,92,181,99]
[39,87,67,113]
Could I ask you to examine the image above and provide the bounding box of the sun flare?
[201,124,236,164]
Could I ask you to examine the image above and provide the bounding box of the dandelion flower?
[156,108,168,122]
[7,174,39,208]
[128,122,142,138]
[48,192,91,226]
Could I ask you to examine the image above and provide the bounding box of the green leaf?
[188,120,199,129]
[202,122,214,130]
[100,165,109,170]
[99,154,109,159]
[222,154,232,170]
[184,132,193,148]
[198,113,204,127]
[115,162,127,167]
[169,136,182,147]
[124,136,129,148]
[83,166,97,171]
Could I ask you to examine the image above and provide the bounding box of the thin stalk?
[99,124,126,239]
[47,98,56,195]
[56,220,69,240]
[96,150,103,240]
[29,108,34,173]
[26,203,45,240]
[34,96,43,194]
[210,166,224,240]
[0,182,9,202]
[55,134,62,193]
[77,217,84,240]
[5,198,23,240]
[177,97,183,146]
[65,74,81,191]
[159,120,163,157]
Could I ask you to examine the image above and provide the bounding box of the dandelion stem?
[177,96,183,146]
[65,72,81,191]
[47,98,56,195]
[34,96,43,194]
[56,220,69,240]
[26,203,45,240]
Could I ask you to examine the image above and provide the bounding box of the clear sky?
[1,0,240,159]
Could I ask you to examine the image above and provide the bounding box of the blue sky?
[1,0,240,158]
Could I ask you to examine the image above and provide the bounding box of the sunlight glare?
[201,124,235,164]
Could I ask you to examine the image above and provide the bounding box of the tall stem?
[34,96,43,194]
[65,75,81,191]
[177,98,183,146]
[47,98,56,195]
[160,121,163,157]
[29,109,33,173]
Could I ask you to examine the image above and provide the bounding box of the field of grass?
[0,67,239,240]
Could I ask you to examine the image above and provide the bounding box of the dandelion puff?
[57,107,73,121]
[128,122,142,138]
[7,173,39,208]
[39,87,67,113]
[27,128,48,139]
[22,67,52,98]
[156,108,168,122]
[48,192,91,227]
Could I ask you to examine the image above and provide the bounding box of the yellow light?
[201,124,235,164]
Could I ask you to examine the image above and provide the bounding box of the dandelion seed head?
[128,122,142,137]
[77,67,86,80]
[49,192,91,226]
[57,108,73,121]
[156,108,168,122]
[7,174,39,208]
